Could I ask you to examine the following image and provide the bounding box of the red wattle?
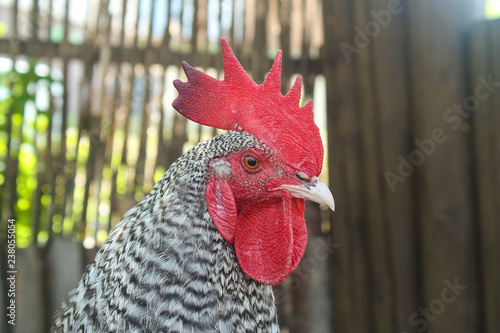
[234,193,307,285]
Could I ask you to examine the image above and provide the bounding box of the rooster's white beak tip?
[275,176,335,212]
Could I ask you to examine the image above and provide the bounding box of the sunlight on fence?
[486,0,500,19]
[0,0,327,248]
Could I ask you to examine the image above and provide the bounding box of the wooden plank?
[229,0,236,46]
[153,67,167,172]
[61,64,78,239]
[351,0,396,331]
[491,21,500,332]
[59,58,71,231]
[74,56,94,239]
[47,238,84,320]
[79,115,99,238]
[490,20,500,333]
[78,39,112,237]
[195,0,208,60]
[98,63,119,233]
[322,1,370,332]
[118,63,137,196]
[251,0,268,82]
[14,247,44,333]
[191,0,199,52]
[492,12,500,216]
[279,0,292,95]
[301,0,311,60]
[45,64,57,238]
[470,19,500,333]
[134,65,151,193]
[48,59,67,235]
[31,0,39,40]
[92,5,114,237]
[168,109,188,168]
[469,21,491,333]
[143,67,163,190]
[365,0,420,332]
[300,0,315,100]
[11,0,18,39]
[31,150,44,242]
[291,201,331,332]
[146,0,155,48]
[408,1,478,333]
[62,0,70,42]
[156,67,169,170]
[0,247,9,333]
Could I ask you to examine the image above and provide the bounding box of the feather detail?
[52,133,280,332]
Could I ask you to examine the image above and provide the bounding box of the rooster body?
[54,39,334,332]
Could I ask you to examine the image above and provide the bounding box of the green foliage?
[0,60,58,247]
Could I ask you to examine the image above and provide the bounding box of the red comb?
[173,38,323,177]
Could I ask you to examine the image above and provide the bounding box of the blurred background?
[0,0,499,332]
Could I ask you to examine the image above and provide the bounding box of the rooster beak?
[275,176,335,211]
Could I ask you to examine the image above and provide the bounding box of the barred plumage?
[53,132,280,332]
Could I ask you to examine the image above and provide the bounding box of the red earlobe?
[206,177,238,244]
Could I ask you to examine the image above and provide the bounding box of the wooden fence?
[0,0,331,332]
[0,0,499,333]
[323,1,499,333]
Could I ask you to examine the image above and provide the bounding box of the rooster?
[53,38,334,332]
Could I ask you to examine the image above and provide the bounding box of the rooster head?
[173,38,334,285]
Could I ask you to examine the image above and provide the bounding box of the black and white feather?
[53,132,280,333]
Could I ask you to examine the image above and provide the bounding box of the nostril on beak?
[295,171,310,182]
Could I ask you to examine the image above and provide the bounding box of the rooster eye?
[242,156,261,171]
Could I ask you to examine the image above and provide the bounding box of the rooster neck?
[55,132,280,332]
